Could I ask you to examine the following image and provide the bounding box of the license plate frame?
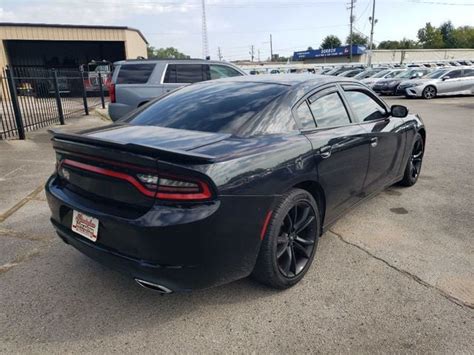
[71,210,99,242]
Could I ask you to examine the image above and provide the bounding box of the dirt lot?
[0,97,473,353]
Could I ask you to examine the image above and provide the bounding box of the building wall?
[0,25,148,68]
[124,30,148,60]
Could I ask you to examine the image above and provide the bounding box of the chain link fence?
[0,66,110,140]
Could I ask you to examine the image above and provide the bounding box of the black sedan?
[46,75,426,293]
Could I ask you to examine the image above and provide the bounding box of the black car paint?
[45,75,425,292]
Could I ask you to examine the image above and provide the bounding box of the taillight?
[59,159,213,201]
[136,173,212,201]
[109,83,116,103]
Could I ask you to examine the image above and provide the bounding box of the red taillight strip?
[60,159,212,201]
[61,159,156,197]
[260,210,273,240]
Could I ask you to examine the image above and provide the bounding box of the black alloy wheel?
[252,188,320,289]
[276,202,317,278]
[400,133,424,186]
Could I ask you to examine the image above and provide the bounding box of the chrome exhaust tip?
[135,279,173,294]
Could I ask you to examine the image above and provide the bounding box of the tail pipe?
[135,279,173,294]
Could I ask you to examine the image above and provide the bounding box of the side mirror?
[442,75,450,81]
[391,105,408,118]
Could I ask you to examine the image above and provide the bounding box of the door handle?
[370,137,378,147]
[320,146,332,159]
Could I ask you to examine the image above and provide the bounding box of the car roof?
[114,59,235,65]
[206,74,355,87]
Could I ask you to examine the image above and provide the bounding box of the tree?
[346,33,368,46]
[377,38,419,49]
[439,21,456,48]
[451,26,474,48]
[417,23,444,48]
[147,46,190,59]
[377,40,401,50]
[320,35,342,49]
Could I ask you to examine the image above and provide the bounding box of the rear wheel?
[252,188,320,289]
[422,85,436,99]
[399,133,424,186]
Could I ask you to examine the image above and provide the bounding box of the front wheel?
[252,188,320,289]
[399,133,424,186]
[422,85,436,99]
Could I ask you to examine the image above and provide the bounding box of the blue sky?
[1,0,473,60]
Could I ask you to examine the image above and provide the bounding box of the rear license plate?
[71,210,99,242]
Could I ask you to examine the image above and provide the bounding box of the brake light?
[109,83,116,103]
[59,159,212,201]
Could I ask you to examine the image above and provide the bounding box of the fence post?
[98,72,105,109]
[52,69,65,125]
[80,70,89,115]
[5,67,26,140]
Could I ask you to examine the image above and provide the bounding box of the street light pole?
[368,0,376,66]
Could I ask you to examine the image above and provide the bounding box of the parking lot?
[0,96,473,353]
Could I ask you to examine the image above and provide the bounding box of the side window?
[446,70,462,79]
[116,64,155,84]
[164,64,206,83]
[293,101,316,130]
[209,65,242,79]
[386,71,397,78]
[308,92,350,128]
[344,90,387,123]
[462,69,474,77]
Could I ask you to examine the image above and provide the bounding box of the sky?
[1,0,473,60]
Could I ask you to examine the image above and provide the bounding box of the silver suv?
[108,59,246,120]
[400,67,474,99]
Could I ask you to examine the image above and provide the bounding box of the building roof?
[0,22,149,44]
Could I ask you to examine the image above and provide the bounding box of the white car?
[361,69,405,88]
[399,67,474,99]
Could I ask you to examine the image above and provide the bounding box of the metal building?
[0,23,148,69]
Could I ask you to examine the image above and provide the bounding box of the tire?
[399,133,424,187]
[252,188,320,289]
[422,85,437,99]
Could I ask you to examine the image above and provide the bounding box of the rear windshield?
[125,82,287,134]
[116,64,155,84]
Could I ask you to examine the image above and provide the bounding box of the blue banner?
[293,45,366,61]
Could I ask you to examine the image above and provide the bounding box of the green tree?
[439,21,456,48]
[451,26,474,48]
[346,33,368,46]
[320,35,342,49]
[147,46,191,59]
[417,23,444,48]
[399,38,419,49]
[377,40,401,49]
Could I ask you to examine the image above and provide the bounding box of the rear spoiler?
[49,129,216,164]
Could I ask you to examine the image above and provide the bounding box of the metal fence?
[0,66,109,140]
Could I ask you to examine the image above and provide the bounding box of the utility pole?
[201,0,209,59]
[270,34,273,62]
[349,0,355,62]
[249,45,255,62]
[368,0,377,67]
[217,47,223,61]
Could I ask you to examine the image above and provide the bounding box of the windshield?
[354,69,377,79]
[426,69,448,79]
[125,82,287,134]
[372,70,392,78]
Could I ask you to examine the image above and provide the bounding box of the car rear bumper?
[108,103,134,121]
[45,176,275,292]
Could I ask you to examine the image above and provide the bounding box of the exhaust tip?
[135,279,173,294]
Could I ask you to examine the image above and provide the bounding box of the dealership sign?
[293,45,366,61]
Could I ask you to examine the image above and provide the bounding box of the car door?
[458,69,474,94]
[341,85,407,193]
[437,69,463,94]
[295,86,370,223]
